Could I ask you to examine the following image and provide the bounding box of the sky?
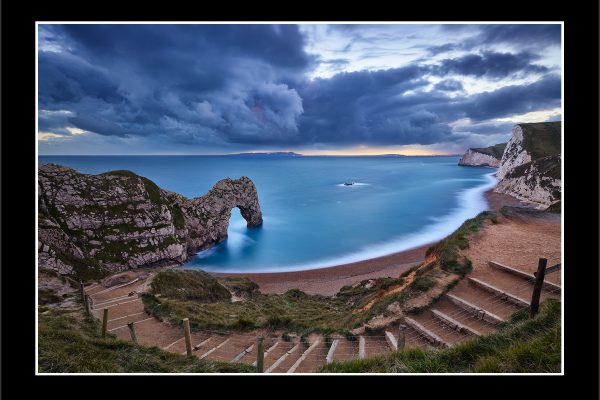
[38,23,562,155]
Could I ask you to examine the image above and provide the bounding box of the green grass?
[546,201,561,213]
[521,122,561,160]
[408,275,436,292]
[321,299,561,373]
[506,154,561,181]
[150,269,231,302]
[38,309,254,373]
[471,142,507,159]
[219,276,260,296]
[426,211,499,276]
[171,203,186,229]
[38,288,63,305]
[143,271,408,334]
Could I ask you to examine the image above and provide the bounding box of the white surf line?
[91,298,141,311]
[92,278,140,296]
[207,172,497,274]
[107,312,146,323]
[107,317,154,332]
[163,337,185,351]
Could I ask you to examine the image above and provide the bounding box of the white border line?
[35,21,564,376]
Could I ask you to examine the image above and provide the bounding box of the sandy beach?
[211,188,537,296]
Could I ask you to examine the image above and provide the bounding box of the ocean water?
[39,155,496,273]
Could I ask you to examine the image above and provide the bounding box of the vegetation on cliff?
[469,142,507,159]
[38,164,263,281]
[519,122,561,160]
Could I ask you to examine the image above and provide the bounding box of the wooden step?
[489,261,561,293]
[385,331,398,350]
[431,309,481,336]
[404,317,448,347]
[358,336,366,359]
[287,340,321,373]
[432,296,497,335]
[446,293,505,324]
[199,338,230,359]
[266,343,300,373]
[231,344,254,363]
[325,340,339,364]
[468,277,530,307]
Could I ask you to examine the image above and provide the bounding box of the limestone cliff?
[38,164,262,279]
[494,122,561,207]
[458,143,507,167]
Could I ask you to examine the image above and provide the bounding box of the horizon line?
[38,153,462,157]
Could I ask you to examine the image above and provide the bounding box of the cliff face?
[38,164,262,278]
[458,149,501,167]
[458,143,507,167]
[494,122,561,207]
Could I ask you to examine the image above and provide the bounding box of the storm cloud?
[38,23,562,154]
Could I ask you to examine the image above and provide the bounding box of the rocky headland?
[458,122,561,209]
[38,164,262,279]
[458,142,507,167]
[494,122,561,207]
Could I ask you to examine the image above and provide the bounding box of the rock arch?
[181,176,263,252]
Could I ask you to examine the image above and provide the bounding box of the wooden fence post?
[127,322,138,344]
[530,258,547,318]
[183,318,193,356]
[398,324,406,350]
[256,337,265,373]
[102,308,109,338]
[85,295,93,316]
[80,281,89,315]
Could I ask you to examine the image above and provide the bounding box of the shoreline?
[210,186,534,295]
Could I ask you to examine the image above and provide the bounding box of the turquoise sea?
[39,155,496,273]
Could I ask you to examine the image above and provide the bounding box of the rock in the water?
[38,164,262,278]
[494,122,561,207]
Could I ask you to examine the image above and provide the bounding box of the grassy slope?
[38,309,254,373]
[520,122,561,160]
[142,277,404,334]
[321,299,561,373]
[471,142,507,159]
[143,210,507,335]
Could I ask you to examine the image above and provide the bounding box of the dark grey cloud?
[460,74,561,121]
[440,24,561,48]
[39,24,561,152]
[436,51,548,78]
[476,24,561,47]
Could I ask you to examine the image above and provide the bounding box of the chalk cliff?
[494,122,561,207]
[38,164,262,278]
[458,143,507,167]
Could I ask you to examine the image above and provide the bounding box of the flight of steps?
[84,260,560,372]
[401,260,561,348]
